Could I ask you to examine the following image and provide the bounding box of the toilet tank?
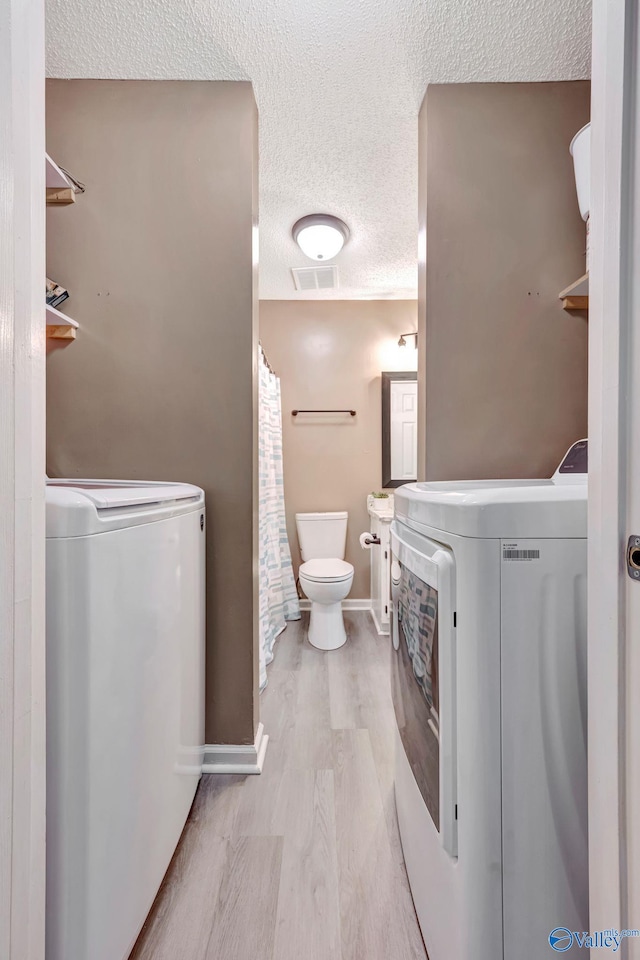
[295,511,348,561]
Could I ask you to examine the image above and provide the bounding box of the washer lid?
[299,558,354,582]
[295,511,348,521]
[46,479,204,538]
[395,477,587,539]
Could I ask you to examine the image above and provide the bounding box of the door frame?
[589,0,638,936]
[1,0,638,953]
[0,0,47,957]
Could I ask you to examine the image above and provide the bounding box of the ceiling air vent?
[291,265,338,292]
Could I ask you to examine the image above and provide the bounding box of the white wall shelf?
[46,153,79,339]
[46,303,78,340]
[559,273,589,312]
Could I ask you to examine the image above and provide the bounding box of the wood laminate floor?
[130,612,427,960]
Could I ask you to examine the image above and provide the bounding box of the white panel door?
[390,380,418,481]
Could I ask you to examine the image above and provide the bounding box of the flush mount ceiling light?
[292,214,350,262]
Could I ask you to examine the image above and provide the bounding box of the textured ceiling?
[46,0,592,299]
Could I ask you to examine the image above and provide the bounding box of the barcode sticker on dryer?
[503,546,540,561]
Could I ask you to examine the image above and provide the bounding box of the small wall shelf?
[46,153,80,341]
[46,304,78,340]
[559,273,589,312]
[46,153,75,204]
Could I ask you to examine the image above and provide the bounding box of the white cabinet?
[367,498,393,635]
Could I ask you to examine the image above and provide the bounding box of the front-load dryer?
[390,441,588,960]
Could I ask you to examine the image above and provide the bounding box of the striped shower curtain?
[259,346,300,689]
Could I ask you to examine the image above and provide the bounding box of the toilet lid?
[299,559,354,583]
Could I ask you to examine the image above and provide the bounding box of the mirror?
[382,371,418,488]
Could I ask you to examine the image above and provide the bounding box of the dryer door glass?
[391,561,440,830]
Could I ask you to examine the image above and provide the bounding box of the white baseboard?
[202,722,269,775]
[298,598,372,612]
[370,606,390,637]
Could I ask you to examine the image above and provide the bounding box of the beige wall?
[419,82,590,480]
[46,80,259,745]
[260,299,417,598]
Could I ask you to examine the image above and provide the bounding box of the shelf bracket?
[46,325,77,341]
[46,187,75,205]
[562,296,589,312]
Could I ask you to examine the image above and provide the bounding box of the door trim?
[589,0,635,933]
[0,0,47,956]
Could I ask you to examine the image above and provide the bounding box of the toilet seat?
[299,558,353,583]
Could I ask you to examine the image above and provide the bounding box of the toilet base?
[308,601,347,651]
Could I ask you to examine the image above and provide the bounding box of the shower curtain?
[259,345,300,689]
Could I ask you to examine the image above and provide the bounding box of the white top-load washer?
[390,440,588,960]
[46,479,206,960]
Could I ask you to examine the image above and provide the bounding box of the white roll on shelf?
[570,122,590,222]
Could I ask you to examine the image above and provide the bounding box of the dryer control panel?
[555,439,588,476]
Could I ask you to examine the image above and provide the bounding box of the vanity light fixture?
[292,214,350,262]
[398,332,418,348]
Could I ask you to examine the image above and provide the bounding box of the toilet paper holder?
[363,534,381,546]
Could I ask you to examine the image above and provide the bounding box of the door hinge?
[385,605,388,614]
[455,804,458,820]
[453,611,457,628]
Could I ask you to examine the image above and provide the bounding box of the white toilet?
[296,511,354,651]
